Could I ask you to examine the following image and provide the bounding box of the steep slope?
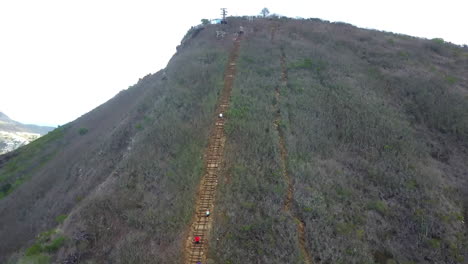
[184,33,242,264]
[277,19,467,264]
[0,112,54,154]
[1,17,467,264]
[1,21,245,263]
[209,18,467,264]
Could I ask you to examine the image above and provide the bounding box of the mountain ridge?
[0,111,55,134]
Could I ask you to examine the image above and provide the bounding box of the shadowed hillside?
[1,17,467,264]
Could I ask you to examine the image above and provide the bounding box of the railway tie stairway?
[184,34,242,264]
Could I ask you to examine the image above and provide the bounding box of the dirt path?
[274,44,314,264]
[184,35,242,264]
[271,24,279,42]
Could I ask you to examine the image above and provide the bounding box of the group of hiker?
[192,112,223,264]
[194,210,210,244]
[193,210,210,264]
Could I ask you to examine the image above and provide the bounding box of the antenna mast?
[220,8,227,24]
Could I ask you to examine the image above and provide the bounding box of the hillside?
[0,112,54,154]
[1,17,467,264]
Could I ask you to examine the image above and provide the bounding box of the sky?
[1,0,467,126]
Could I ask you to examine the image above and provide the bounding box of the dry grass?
[1,17,467,263]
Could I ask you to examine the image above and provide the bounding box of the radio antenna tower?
[220,8,227,24]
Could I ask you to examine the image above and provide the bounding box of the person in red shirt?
[194,236,201,243]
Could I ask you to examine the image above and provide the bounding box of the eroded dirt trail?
[184,35,242,264]
[274,47,314,264]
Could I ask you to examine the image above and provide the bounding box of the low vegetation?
[0,126,67,199]
[211,17,467,263]
[1,17,467,263]
[78,128,88,135]
[1,21,239,263]
[52,24,236,263]
[278,18,467,263]
[211,31,302,263]
[55,214,67,224]
[10,229,67,264]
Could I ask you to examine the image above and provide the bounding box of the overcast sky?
[1,0,467,126]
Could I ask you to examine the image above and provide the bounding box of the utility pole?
[220,8,227,24]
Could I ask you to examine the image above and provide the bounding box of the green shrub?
[356,229,365,240]
[427,238,441,248]
[367,200,388,215]
[78,128,88,135]
[227,105,249,119]
[0,183,12,193]
[25,243,42,256]
[43,236,66,253]
[37,229,56,243]
[405,179,418,190]
[55,214,67,224]
[444,75,457,84]
[0,183,12,198]
[289,58,313,69]
[24,229,66,256]
[398,51,409,58]
[427,38,446,54]
[336,222,355,235]
[432,38,444,44]
[201,19,210,25]
[241,225,253,232]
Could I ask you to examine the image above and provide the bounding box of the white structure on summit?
[216,30,226,39]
